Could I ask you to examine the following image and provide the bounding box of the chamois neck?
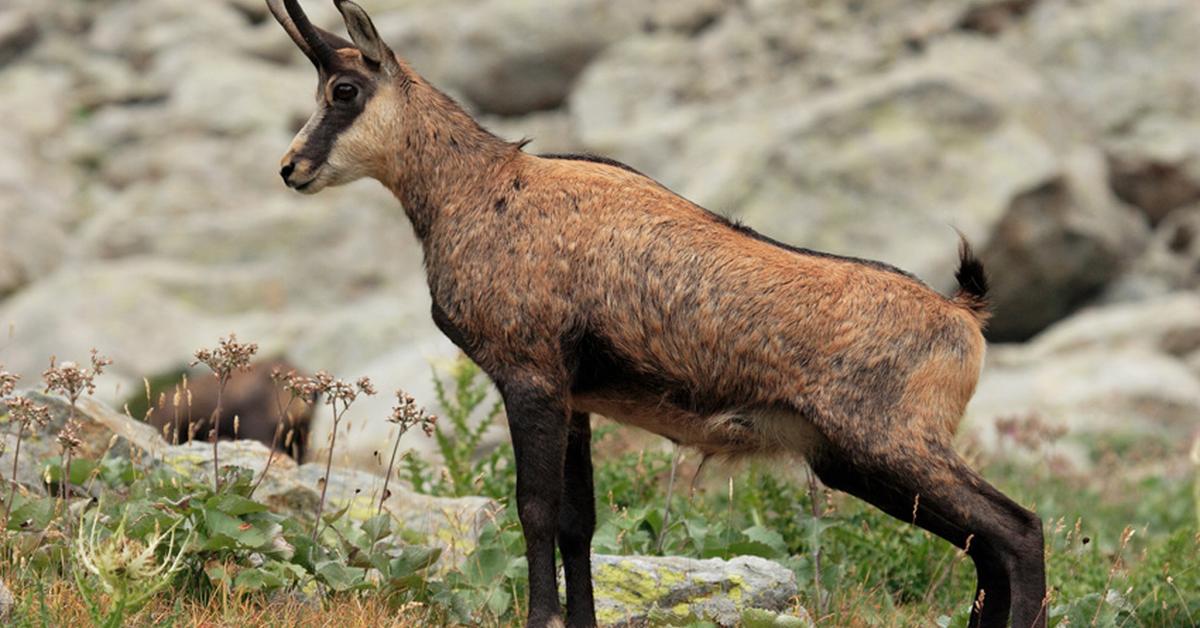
[385,79,519,240]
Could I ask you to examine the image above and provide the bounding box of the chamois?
[266,1,1047,626]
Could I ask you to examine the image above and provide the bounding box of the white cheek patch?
[325,95,398,184]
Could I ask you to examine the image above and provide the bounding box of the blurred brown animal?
[149,359,313,461]
[267,1,1047,626]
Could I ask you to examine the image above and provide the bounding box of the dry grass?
[0,571,441,627]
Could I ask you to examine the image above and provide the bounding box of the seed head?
[192,334,258,380]
[8,396,51,431]
[57,419,83,454]
[43,349,112,400]
[311,371,376,408]
[0,367,18,399]
[388,390,437,437]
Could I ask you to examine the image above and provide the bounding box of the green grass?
[2,355,1197,626]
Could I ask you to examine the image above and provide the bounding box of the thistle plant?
[3,394,51,531]
[75,511,191,628]
[42,350,111,509]
[191,334,258,491]
[379,389,437,516]
[311,372,375,542]
[251,367,318,497]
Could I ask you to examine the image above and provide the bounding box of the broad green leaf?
[388,545,442,577]
[742,525,788,557]
[234,567,285,592]
[362,513,392,543]
[206,494,268,516]
[314,560,366,592]
[204,508,268,548]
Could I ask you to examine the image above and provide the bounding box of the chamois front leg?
[499,376,570,628]
[559,411,596,627]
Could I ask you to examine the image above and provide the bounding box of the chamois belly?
[567,329,825,457]
[570,389,821,458]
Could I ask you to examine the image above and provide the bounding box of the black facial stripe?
[295,69,377,167]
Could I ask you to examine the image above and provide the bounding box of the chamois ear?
[333,0,401,75]
[267,0,353,68]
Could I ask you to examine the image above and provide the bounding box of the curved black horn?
[283,0,339,66]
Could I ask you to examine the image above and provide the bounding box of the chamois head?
[269,0,405,193]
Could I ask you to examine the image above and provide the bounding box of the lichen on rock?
[580,554,807,627]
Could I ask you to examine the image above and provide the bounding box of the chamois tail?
[952,233,991,326]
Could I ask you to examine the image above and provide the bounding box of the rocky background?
[0,0,1197,474]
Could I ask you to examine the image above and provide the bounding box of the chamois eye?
[333,83,358,102]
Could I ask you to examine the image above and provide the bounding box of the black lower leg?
[810,448,1041,628]
[502,378,570,627]
[969,550,1012,628]
[559,411,596,627]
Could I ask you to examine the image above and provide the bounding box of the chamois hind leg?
[559,411,597,628]
[809,438,1046,628]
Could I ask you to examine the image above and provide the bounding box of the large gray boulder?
[979,149,1148,341]
[1015,0,1200,222]
[375,0,731,116]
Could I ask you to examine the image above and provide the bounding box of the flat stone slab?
[585,554,808,627]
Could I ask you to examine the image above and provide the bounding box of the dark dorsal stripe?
[713,213,922,281]
[540,153,647,177]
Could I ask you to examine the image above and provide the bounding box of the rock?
[376,0,645,115]
[0,263,243,402]
[87,0,252,58]
[373,0,743,116]
[980,148,1149,341]
[1017,0,1200,138]
[1009,293,1200,362]
[0,428,54,497]
[294,463,497,560]
[576,32,1145,339]
[0,578,12,622]
[1017,0,1200,221]
[0,205,67,298]
[0,390,165,496]
[1105,205,1200,302]
[0,64,73,142]
[967,294,1200,461]
[1105,123,1200,224]
[159,439,498,565]
[570,0,1053,163]
[958,0,1038,36]
[0,7,38,67]
[586,554,805,627]
[157,48,314,135]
